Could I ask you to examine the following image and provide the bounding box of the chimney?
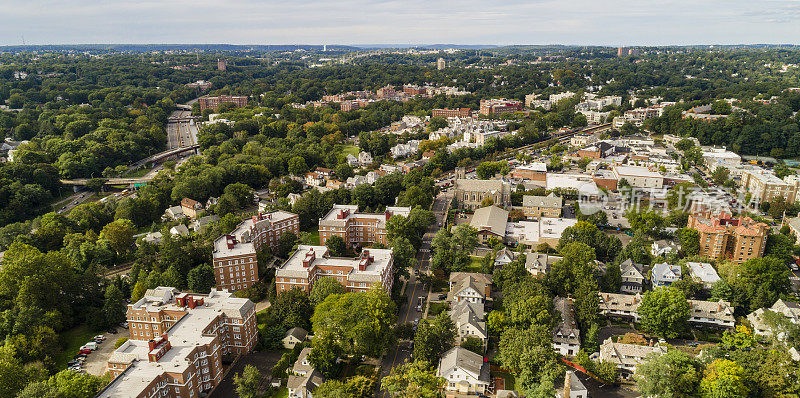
[303,249,316,267]
[187,296,196,309]
[385,210,391,221]
[563,372,571,398]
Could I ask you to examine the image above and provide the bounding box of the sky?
[1,0,800,46]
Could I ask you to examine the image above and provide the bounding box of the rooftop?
[505,218,578,245]
[277,245,393,281]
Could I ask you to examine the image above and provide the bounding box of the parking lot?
[83,326,130,376]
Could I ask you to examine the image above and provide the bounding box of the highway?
[167,110,199,149]
[378,193,451,396]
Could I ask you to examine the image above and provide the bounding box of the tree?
[310,277,346,304]
[308,335,343,377]
[288,156,309,175]
[100,218,136,255]
[700,359,748,398]
[720,325,756,350]
[233,365,262,398]
[311,288,396,357]
[677,228,700,256]
[414,313,456,364]
[48,369,107,398]
[85,178,107,192]
[460,337,484,355]
[187,264,216,294]
[275,231,298,258]
[637,287,690,339]
[382,360,444,398]
[635,349,701,398]
[270,288,314,331]
[102,284,127,328]
[601,263,622,293]
[711,167,730,186]
[325,235,347,256]
[523,374,557,398]
[497,326,556,381]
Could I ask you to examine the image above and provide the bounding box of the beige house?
[438,347,491,395]
[520,193,562,218]
[282,327,308,349]
[469,205,509,244]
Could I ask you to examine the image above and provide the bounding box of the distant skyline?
[2,0,800,46]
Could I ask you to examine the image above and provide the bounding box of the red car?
[79,349,92,355]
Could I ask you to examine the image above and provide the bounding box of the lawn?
[341,145,360,156]
[465,256,485,273]
[428,301,449,316]
[491,371,516,391]
[54,325,97,370]
[306,226,320,245]
[272,387,288,398]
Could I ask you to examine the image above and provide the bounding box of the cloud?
[0,0,799,45]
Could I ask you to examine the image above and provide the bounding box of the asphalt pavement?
[377,193,450,397]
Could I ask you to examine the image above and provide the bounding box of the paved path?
[84,327,130,376]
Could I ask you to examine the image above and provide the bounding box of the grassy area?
[54,325,97,370]
[465,256,485,273]
[341,145,359,156]
[429,301,449,316]
[306,226,320,245]
[272,387,288,398]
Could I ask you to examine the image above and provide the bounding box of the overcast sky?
[1,0,800,46]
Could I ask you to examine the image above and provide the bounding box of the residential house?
[180,197,203,219]
[346,154,359,167]
[524,252,562,277]
[469,206,509,244]
[283,327,308,349]
[169,224,190,237]
[598,292,642,321]
[448,273,492,303]
[450,301,488,349]
[599,338,665,378]
[686,262,720,289]
[553,297,581,357]
[190,215,219,232]
[619,259,645,294]
[437,347,491,396]
[358,151,373,166]
[687,300,735,328]
[288,348,324,398]
[521,193,562,218]
[163,205,185,221]
[560,371,588,398]
[651,240,679,257]
[747,299,800,338]
[651,262,681,287]
[494,248,518,268]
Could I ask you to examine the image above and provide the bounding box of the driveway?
[84,326,130,376]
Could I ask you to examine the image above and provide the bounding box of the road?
[54,190,92,214]
[167,110,199,149]
[377,193,451,396]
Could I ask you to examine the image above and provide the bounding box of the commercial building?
[454,179,512,209]
[740,167,798,203]
[509,163,547,181]
[437,58,446,70]
[521,193,562,218]
[701,147,742,171]
[318,205,410,246]
[275,245,394,294]
[688,210,768,263]
[198,95,248,111]
[545,174,602,200]
[504,217,578,247]
[612,165,664,189]
[577,142,614,159]
[98,287,256,398]
[432,108,472,118]
[479,98,523,116]
[213,211,300,291]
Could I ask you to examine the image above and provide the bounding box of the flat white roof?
[277,245,393,281]
[613,165,663,179]
[546,174,600,196]
[505,218,578,244]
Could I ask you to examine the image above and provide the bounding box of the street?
[377,193,451,396]
[167,110,198,149]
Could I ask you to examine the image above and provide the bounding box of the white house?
[437,347,491,395]
[619,259,645,294]
[450,301,488,349]
[494,248,518,268]
[448,273,491,303]
[687,300,735,328]
[651,240,679,257]
[553,297,581,357]
[686,262,721,289]
[287,348,323,398]
[651,262,681,287]
[599,338,665,378]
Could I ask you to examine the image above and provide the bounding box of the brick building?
[688,209,768,263]
[432,108,472,118]
[275,245,394,293]
[318,205,410,247]
[376,85,397,99]
[98,287,256,398]
[198,95,248,111]
[213,211,300,291]
[479,99,523,116]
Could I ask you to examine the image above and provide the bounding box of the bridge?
[131,145,200,168]
[60,176,156,187]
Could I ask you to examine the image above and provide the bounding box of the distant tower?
[455,167,466,179]
[323,44,327,52]
[217,59,227,71]
[437,57,446,70]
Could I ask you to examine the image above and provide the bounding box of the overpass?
[131,145,200,168]
[60,176,156,187]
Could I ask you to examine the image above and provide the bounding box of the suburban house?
[599,338,666,378]
[524,252,562,277]
[520,193,562,218]
[687,300,735,328]
[747,299,800,338]
[282,327,308,349]
[686,262,721,289]
[450,301,488,349]
[552,297,581,357]
[163,205,185,221]
[437,347,491,396]
[288,348,324,398]
[619,259,645,294]
[651,262,681,287]
[494,248,518,268]
[651,240,680,257]
[469,205,509,244]
[598,292,642,321]
[448,273,492,303]
[180,197,203,219]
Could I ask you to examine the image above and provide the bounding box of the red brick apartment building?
[318,204,410,247]
[198,95,248,111]
[688,209,768,263]
[213,210,299,291]
[275,246,394,294]
[432,108,473,118]
[97,287,256,398]
[479,99,523,116]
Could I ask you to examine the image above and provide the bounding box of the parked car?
[94,334,106,341]
[107,328,118,334]
[78,349,92,355]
